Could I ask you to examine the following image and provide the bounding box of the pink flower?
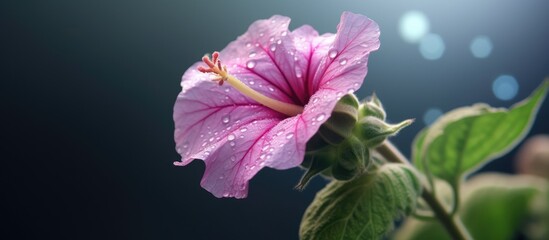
[174,11,380,198]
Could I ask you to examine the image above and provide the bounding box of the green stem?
[375,141,472,240]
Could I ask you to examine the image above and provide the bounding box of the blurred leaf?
[300,164,421,240]
[393,174,548,240]
[413,80,548,186]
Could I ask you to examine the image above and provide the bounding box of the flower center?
[198,52,304,116]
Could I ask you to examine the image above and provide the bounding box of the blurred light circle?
[419,33,445,60]
[399,11,430,43]
[492,75,519,100]
[470,36,493,58]
[423,108,443,126]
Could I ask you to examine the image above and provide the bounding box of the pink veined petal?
[313,11,380,95]
[220,15,309,105]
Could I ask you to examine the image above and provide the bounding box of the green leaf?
[413,80,549,185]
[393,174,548,240]
[300,164,421,240]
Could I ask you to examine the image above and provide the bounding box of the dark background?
[2,0,547,239]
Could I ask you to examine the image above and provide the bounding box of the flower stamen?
[198,51,304,116]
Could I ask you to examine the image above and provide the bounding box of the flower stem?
[375,141,472,240]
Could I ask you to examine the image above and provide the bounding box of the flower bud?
[306,94,360,151]
[331,136,370,180]
[359,93,386,120]
[358,117,414,148]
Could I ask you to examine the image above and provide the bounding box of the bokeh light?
[492,75,519,100]
[399,11,430,43]
[470,36,493,58]
[419,33,445,60]
[423,108,443,126]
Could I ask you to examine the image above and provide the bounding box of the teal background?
[2,0,547,239]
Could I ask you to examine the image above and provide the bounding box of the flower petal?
[313,11,380,94]
[220,15,309,105]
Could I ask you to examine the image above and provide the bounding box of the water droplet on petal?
[312,97,319,103]
[230,156,236,162]
[246,42,252,48]
[246,60,256,69]
[281,31,287,36]
[269,44,277,52]
[176,147,182,154]
[230,141,235,147]
[227,134,235,141]
[249,80,255,85]
[339,58,347,65]
[240,127,248,132]
[315,113,326,121]
[295,66,302,78]
[276,39,282,45]
[204,151,210,156]
[328,49,338,58]
[222,116,230,124]
[347,88,354,94]
[286,133,294,139]
[209,137,215,142]
[268,86,275,92]
[249,51,256,58]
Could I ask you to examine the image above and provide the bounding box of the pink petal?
[313,11,380,95]
[220,15,309,105]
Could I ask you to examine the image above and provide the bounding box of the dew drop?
[222,116,230,124]
[224,88,230,93]
[227,134,235,141]
[230,141,236,147]
[204,151,210,156]
[312,97,319,103]
[276,39,282,45]
[276,130,283,136]
[295,66,303,78]
[249,80,255,85]
[286,133,294,139]
[270,43,277,52]
[347,88,354,94]
[176,147,182,154]
[230,156,236,162]
[246,42,252,48]
[246,60,256,69]
[249,51,257,58]
[209,137,214,142]
[339,58,347,65]
[268,86,275,92]
[315,113,326,121]
[328,49,338,58]
[281,31,287,36]
[240,127,248,132]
